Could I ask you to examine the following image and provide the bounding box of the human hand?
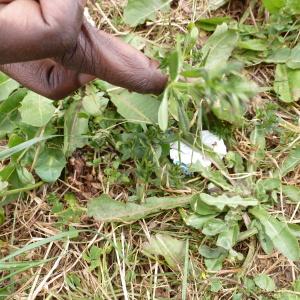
[0,0,167,99]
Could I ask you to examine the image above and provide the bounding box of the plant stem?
[0,181,44,206]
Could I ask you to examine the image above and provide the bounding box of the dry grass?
[0,0,299,299]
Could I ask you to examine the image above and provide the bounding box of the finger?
[0,59,95,100]
[0,0,86,64]
[59,21,168,95]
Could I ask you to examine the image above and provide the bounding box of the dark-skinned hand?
[0,0,168,100]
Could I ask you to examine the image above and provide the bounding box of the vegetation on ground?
[0,0,300,299]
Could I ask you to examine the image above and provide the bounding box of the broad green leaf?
[216,224,239,250]
[238,39,268,51]
[0,89,27,138]
[202,219,227,236]
[182,212,218,229]
[204,255,226,271]
[0,136,56,161]
[208,0,229,11]
[257,178,281,191]
[199,245,227,259]
[64,100,89,157]
[289,223,300,238]
[287,43,300,69]
[250,206,300,261]
[191,193,258,215]
[266,48,291,64]
[158,88,169,131]
[256,221,274,255]
[142,234,185,270]
[254,274,277,292]
[16,167,35,185]
[282,185,300,203]
[110,91,160,124]
[82,93,108,116]
[274,64,300,103]
[35,148,66,183]
[0,73,19,102]
[88,194,192,223]
[202,23,239,71]
[19,92,56,127]
[123,0,171,27]
[210,279,222,293]
[279,146,300,177]
[196,17,232,32]
[262,0,286,13]
[212,98,243,125]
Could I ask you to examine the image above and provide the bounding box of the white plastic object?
[170,130,227,170]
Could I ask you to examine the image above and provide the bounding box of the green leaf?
[287,43,300,69]
[202,219,227,236]
[279,146,300,177]
[262,0,286,13]
[35,148,66,183]
[238,39,268,51]
[288,223,300,238]
[210,279,222,293]
[250,206,300,261]
[0,89,27,138]
[282,185,300,203]
[64,100,89,157]
[212,98,243,125]
[0,136,56,161]
[256,221,274,255]
[123,0,171,27]
[274,64,300,103]
[204,255,226,271]
[254,274,277,292]
[142,234,185,270]
[199,245,227,259]
[82,93,108,116]
[158,88,169,131]
[182,212,218,229]
[191,193,258,215]
[0,73,19,102]
[88,194,192,223]
[19,92,56,127]
[266,48,291,64]
[196,17,233,32]
[16,167,35,185]
[201,23,239,71]
[168,50,181,81]
[110,91,160,124]
[216,224,239,250]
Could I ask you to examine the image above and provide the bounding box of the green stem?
[237,227,258,242]
[0,181,44,206]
